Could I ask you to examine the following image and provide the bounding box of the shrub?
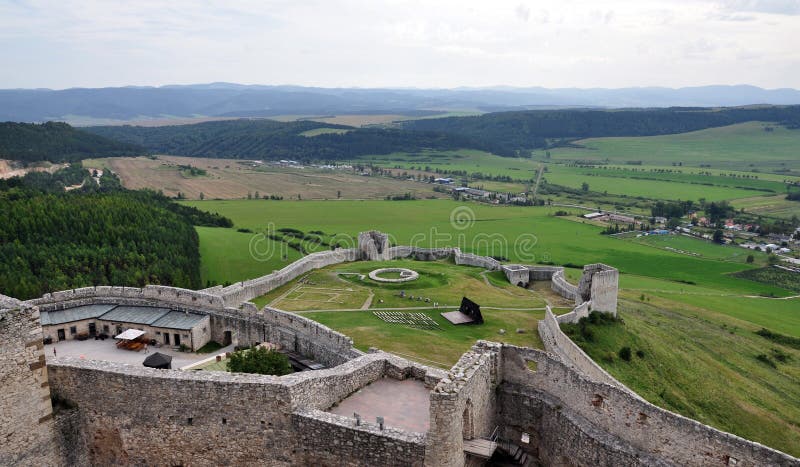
[636,349,646,359]
[618,346,632,361]
[756,354,776,368]
[227,346,293,376]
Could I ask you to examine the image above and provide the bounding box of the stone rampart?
[576,263,619,314]
[550,268,578,301]
[426,341,500,467]
[454,250,501,270]
[538,307,633,394]
[555,300,591,324]
[0,305,61,466]
[46,352,439,466]
[219,247,359,306]
[497,345,798,466]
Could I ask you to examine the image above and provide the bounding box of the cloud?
[515,4,530,22]
[719,0,800,15]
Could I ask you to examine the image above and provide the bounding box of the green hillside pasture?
[363,149,540,180]
[550,122,800,171]
[621,232,769,265]
[648,293,800,337]
[302,308,544,367]
[565,299,800,457]
[185,200,793,296]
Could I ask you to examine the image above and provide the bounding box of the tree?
[712,229,725,244]
[226,346,292,376]
[199,192,204,200]
[746,254,755,264]
[581,181,589,192]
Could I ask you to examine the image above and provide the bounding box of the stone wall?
[551,268,578,301]
[46,352,439,466]
[0,305,61,466]
[31,291,359,368]
[497,345,798,466]
[576,263,619,314]
[538,307,634,394]
[292,409,426,466]
[219,247,359,306]
[555,300,591,325]
[426,342,500,467]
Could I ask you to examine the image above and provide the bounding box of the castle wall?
[589,268,619,314]
[538,307,633,394]
[497,345,797,467]
[46,353,438,466]
[219,248,359,306]
[0,305,61,466]
[292,410,426,466]
[551,268,578,301]
[426,342,500,467]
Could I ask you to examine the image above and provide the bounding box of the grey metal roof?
[40,304,117,326]
[150,311,207,330]
[99,306,170,325]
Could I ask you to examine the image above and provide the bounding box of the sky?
[1,0,799,90]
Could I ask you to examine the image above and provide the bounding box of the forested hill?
[86,119,482,160]
[401,105,800,155]
[0,167,232,300]
[0,121,144,163]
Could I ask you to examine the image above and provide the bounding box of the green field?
[564,299,800,457]
[299,127,353,136]
[550,122,800,172]
[184,200,792,296]
[619,232,769,265]
[252,259,551,311]
[306,308,544,367]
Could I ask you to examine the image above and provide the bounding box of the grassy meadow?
[183,199,792,297]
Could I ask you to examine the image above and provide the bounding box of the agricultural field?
[549,122,800,172]
[563,298,800,457]
[618,232,769,265]
[83,155,442,200]
[299,127,352,136]
[183,199,792,297]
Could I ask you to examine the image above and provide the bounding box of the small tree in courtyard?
[227,346,293,376]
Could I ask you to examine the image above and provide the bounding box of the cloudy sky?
[1,0,799,90]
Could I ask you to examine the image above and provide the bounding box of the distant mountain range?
[2,83,800,125]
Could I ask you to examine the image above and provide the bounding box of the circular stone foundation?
[368,267,419,283]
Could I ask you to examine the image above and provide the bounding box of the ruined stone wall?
[46,353,438,466]
[555,300,591,325]
[426,342,500,467]
[538,307,633,394]
[551,268,578,301]
[497,345,798,466]
[589,268,619,314]
[219,248,359,306]
[0,305,61,466]
[502,265,530,286]
[454,250,501,270]
[292,410,426,466]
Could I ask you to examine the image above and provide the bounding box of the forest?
[0,121,143,162]
[86,119,481,161]
[0,167,232,300]
[401,105,800,155]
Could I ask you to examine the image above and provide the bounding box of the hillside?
[0,121,143,163]
[401,106,800,155]
[3,84,800,123]
[85,119,483,160]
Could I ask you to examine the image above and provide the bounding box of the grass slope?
[567,298,800,456]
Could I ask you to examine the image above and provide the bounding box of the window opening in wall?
[521,432,530,444]
[222,418,227,425]
[187,418,192,425]
[70,326,77,334]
